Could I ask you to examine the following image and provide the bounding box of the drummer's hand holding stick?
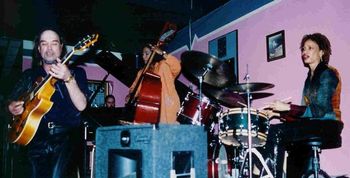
[259,97,292,121]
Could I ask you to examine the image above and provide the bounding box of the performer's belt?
[47,122,70,135]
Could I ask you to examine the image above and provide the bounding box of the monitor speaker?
[95,124,207,178]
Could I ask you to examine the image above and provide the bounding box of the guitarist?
[125,45,181,124]
[7,28,89,178]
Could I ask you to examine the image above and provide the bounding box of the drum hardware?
[195,69,208,125]
[272,132,281,178]
[258,133,281,178]
[244,70,254,178]
[238,66,274,178]
[239,148,274,178]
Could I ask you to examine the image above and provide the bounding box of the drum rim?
[219,107,268,119]
[219,130,267,147]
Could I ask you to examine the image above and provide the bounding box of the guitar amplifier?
[94,124,207,178]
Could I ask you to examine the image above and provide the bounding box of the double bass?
[126,23,177,123]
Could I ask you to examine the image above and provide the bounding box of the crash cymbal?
[181,50,234,88]
[203,85,246,108]
[229,82,274,93]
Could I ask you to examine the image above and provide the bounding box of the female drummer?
[262,33,343,177]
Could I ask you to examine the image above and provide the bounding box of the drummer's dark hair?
[300,33,331,64]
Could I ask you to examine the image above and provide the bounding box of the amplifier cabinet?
[95,124,207,178]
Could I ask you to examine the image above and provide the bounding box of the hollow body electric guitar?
[9,34,99,145]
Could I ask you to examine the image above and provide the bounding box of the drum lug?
[177,106,184,116]
[185,92,191,101]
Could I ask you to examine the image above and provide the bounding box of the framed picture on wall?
[208,30,239,84]
[266,30,286,62]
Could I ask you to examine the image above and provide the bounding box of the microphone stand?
[83,73,109,177]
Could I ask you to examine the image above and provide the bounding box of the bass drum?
[208,143,238,178]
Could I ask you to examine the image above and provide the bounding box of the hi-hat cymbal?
[229,82,274,93]
[181,50,234,88]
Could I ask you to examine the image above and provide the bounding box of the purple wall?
[82,65,129,107]
[172,0,350,175]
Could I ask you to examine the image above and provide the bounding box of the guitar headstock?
[73,34,99,51]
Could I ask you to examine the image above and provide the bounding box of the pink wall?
[172,0,350,175]
[82,64,129,107]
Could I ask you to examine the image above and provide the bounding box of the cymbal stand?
[239,148,274,178]
[193,67,210,125]
[240,65,274,178]
[244,71,254,178]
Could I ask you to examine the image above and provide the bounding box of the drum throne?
[283,120,343,178]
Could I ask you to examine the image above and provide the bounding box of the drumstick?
[257,97,292,110]
[237,101,247,107]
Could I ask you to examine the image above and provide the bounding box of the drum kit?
[179,50,276,178]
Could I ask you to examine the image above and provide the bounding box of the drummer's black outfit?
[8,66,89,178]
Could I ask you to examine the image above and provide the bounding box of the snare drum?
[219,108,269,147]
[177,92,220,125]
